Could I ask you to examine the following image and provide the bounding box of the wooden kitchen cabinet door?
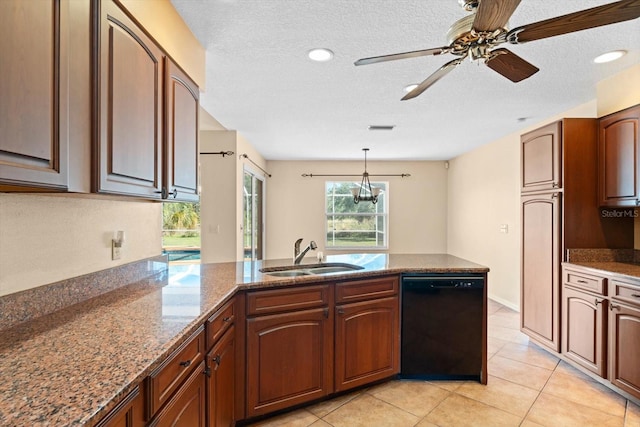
[334,296,399,392]
[521,192,561,352]
[149,361,207,427]
[609,301,640,399]
[598,104,640,207]
[246,307,332,417]
[561,286,607,377]
[207,326,235,427]
[0,0,69,190]
[521,121,562,193]
[164,59,199,202]
[95,386,145,427]
[94,0,163,198]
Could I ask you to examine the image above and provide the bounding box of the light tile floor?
[247,299,640,427]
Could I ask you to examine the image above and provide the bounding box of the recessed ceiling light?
[404,84,419,93]
[593,50,626,64]
[308,48,334,62]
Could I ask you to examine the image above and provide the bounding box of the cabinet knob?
[212,355,221,367]
[222,316,232,322]
[179,360,191,368]
[636,199,640,206]
[336,307,344,315]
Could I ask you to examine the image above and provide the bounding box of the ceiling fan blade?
[354,47,450,66]
[401,58,463,101]
[473,0,522,32]
[507,0,640,44]
[486,48,539,82]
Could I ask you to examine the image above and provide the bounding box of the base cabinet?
[561,286,607,377]
[206,326,236,427]
[149,362,206,427]
[95,386,145,427]
[246,307,332,417]
[335,295,399,392]
[609,298,640,398]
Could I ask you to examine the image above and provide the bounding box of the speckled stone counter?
[563,260,640,284]
[0,253,488,426]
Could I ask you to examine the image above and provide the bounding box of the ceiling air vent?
[368,125,395,131]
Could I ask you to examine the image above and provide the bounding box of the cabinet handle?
[610,304,621,311]
[222,316,232,322]
[154,188,179,199]
[552,182,559,188]
[551,193,559,199]
[595,299,603,305]
[336,307,344,315]
[179,360,191,368]
[636,199,640,206]
[577,280,588,284]
[324,307,330,318]
[212,355,221,367]
[631,294,640,298]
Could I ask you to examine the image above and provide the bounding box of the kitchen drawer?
[610,279,640,307]
[247,285,329,316]
[207,298,235,350]
[335,275,399,304]
[563,267,606,295]
[147,326,205,416]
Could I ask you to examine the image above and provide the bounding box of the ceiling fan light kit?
[355,0,640,100]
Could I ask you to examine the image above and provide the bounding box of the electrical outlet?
[112,242,121,260]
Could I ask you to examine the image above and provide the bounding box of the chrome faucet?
[293,238,317,264]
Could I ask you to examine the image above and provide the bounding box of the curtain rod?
[200,150,234,157]
[241,154,272,177]
[301,173,411,178]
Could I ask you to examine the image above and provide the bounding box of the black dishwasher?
[400,273,485,381]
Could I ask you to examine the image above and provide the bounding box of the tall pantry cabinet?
[520,119,632,352]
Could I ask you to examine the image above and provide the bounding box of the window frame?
[325,180,389,251]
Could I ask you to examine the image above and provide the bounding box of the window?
[243,168,265,261]
[325,181,388,249]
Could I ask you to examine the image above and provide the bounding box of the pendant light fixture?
[351,148,381,204]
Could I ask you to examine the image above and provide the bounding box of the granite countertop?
[563,260,640,284]
[0,253,488,427]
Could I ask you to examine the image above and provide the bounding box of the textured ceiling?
[171,0,640,161]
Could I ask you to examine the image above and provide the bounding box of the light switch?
[500,224,509,234]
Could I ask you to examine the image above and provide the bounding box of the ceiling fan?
[355,0,640,100]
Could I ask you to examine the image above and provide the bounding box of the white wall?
[199,131,268,263]
[447,101,597,310]
[0,194,162,297]
[265,160,448,259]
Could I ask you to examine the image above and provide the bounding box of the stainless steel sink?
[265,270,313,277]
[260,263,364,277]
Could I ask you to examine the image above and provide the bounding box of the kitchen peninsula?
[0,254,487,426]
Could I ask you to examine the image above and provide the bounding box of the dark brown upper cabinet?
[164,59,199,202]
[0,0,69,191]
[521,121,562,193]
[93,0,164,199]
[598,104,640,207]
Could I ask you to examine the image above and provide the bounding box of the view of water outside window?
[325,181,388,249]
[162,202,201,249]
